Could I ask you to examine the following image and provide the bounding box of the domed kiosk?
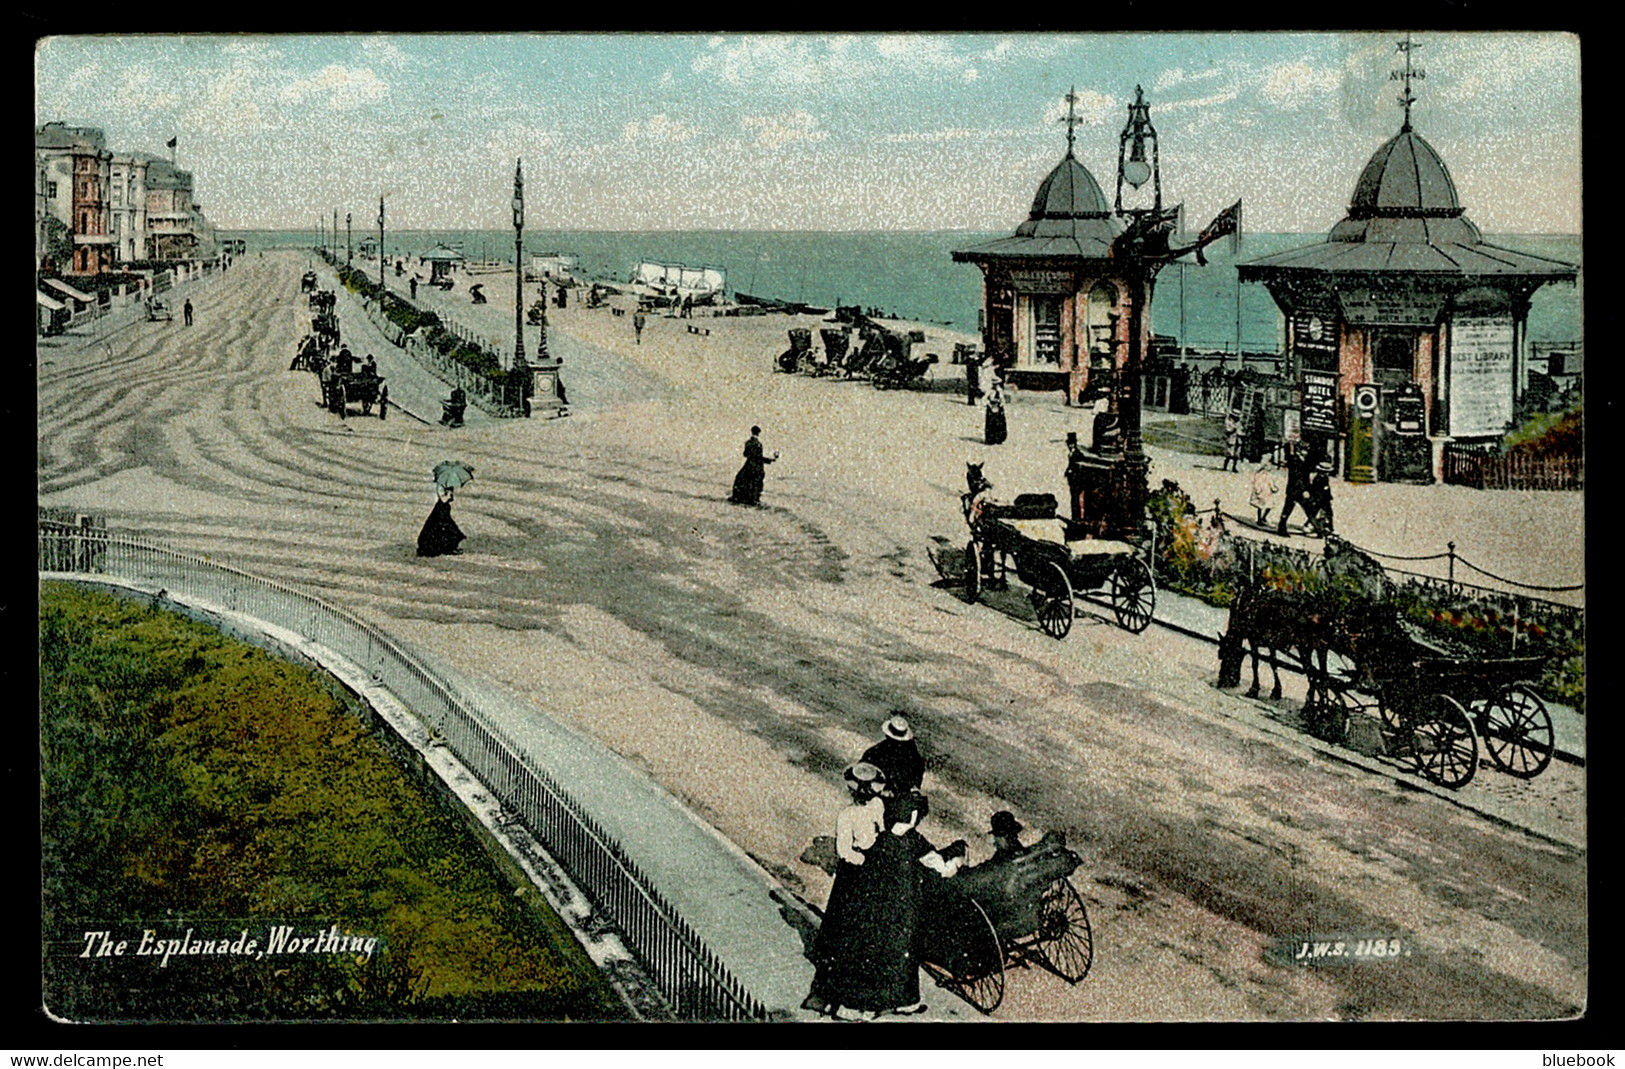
[1238,45,1576,483]
[952,96,1132,404]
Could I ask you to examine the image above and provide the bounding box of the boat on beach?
[735,291,830,316]
[630,260,727,306]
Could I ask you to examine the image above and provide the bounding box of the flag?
[1199,200,1242,247]
[166,136,177,149]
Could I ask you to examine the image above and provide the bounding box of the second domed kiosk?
[1239,50,1576,483]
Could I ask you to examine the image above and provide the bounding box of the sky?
[34,32,1582,234]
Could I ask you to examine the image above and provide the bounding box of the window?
[46,181,57,198]
[1032,297,1061,365]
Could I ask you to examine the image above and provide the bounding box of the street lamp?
[513,158,525,364]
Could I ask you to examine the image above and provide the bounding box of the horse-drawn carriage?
[917,831,1095,1013]
[145,297,173,322]
[961,468,1156,638]
[1219,538,1557,790]
[321,367,387,420]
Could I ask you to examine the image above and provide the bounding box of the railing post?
[1447,541,1456,590]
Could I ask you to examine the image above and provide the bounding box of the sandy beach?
[37,250,1586,1021]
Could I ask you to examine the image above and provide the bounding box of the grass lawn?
[40,581,629,1022]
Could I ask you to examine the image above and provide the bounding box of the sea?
[224,230,1584,353]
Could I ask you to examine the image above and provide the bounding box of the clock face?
[1307,316,1324,342]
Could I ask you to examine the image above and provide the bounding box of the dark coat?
[729,435,772,505]
[861,736,924,795]
[416,499,465,557]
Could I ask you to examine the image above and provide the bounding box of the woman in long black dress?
[728,425,777,505]
[806,763,891,1019]
[984,381,1008,445]
[417,486,466,557]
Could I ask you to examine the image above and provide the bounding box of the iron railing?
[38,527,767,1022]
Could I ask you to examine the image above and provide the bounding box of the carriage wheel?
[1034,878,1094,983]
[1035,562,1073,640]
[1477,685,1554,779]
[920,898,1006,1014]
[1302,670,1353,742]
[1409,693,1480,789]
[1110,557,1156,634]
[964,541,983,604]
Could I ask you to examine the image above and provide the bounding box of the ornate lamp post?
[1104,86,1241,541]
[509,159,535,416]
[513,159,526,364]
[346,212,352,266]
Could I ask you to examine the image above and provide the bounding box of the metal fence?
[38,527,767,1022]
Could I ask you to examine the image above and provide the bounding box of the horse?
[1216,574,1349,701]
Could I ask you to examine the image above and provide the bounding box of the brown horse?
[1217,581,1337,700]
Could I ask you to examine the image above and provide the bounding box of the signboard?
[1292,308,1339,371]
[1300,370,1340,434]
[1339,287,1448,326]
[1449,316,1515,437]
[1009,269,1075,294]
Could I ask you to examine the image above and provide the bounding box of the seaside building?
[1237,41,1578,483]
[35,123,115,276]
[145,158,214,262]
[108,153,151,264]
[951,99,1136,407]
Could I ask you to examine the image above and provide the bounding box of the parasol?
[433,460,475,490]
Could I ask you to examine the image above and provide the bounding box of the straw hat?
[883,716,913,742]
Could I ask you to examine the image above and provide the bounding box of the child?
[1249,458,1279,527]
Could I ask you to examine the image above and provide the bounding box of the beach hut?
[421,244,465,288]
[37,290,69,335]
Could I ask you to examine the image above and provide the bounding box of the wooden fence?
[1443,450,1583,491]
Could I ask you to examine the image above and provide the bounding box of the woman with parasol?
[418,461,473,557]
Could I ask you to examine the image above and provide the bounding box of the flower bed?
[1146,480,1584,711]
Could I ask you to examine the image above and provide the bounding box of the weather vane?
[1060,85,1081,155]
[1393,33,1424,131]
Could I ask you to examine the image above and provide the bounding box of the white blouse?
[835,796,885,865]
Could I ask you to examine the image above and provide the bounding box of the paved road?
[38,251,1587,1021]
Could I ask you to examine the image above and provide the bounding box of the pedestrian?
[183,299,193,327]
[728,425,777,506]
[409,276,418,300]
[861,714,925,796]
[965,350,982,406]
[1249,458,1279,527]
[1222,407,1242,472]
[1306,462,1335,535]
[416,485,466,557]
[1276,440,1311,536]
[681,293,693,319]
[633,307,648,345]
[378,384,389,421]
[984,378,1008,445]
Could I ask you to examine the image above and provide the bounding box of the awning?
[43,278,94,303]
[37,291,66,311]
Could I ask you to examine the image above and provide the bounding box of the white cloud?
[742,110,828,149]
[623,113,696,144]
[1154,66,1225,93]
[279,64,389,110]
[877,127,981,144]
[359,38,415,69]
[1155,89,1241,113]
[1261,60,1342,109]
[693,34,978,90]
